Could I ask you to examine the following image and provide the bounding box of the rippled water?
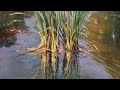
[0,11,120,79]
[86,11,120,79]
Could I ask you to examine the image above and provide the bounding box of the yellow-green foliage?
[34,11,91,52]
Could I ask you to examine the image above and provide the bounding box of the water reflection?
[86,11,120,78]
[0,11,120,79]
[0,14,39,79]
[0,29,17,47]
[0,11,30,47]
[33,52,81,79]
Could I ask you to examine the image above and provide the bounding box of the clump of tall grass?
[18,11,91,54]
[60,11,91,51]
[33,11,61,52]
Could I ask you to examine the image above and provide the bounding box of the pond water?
[0,11,120,79]
[85,11,120,79]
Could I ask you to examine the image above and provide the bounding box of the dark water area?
[0,11,120,79]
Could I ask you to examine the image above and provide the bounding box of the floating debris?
[10,12,26,16]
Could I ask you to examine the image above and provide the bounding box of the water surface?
[0,11,120,79]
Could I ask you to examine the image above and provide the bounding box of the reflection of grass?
[33,52,58,79]
[62,52,80,79]
[33,52,81,79]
